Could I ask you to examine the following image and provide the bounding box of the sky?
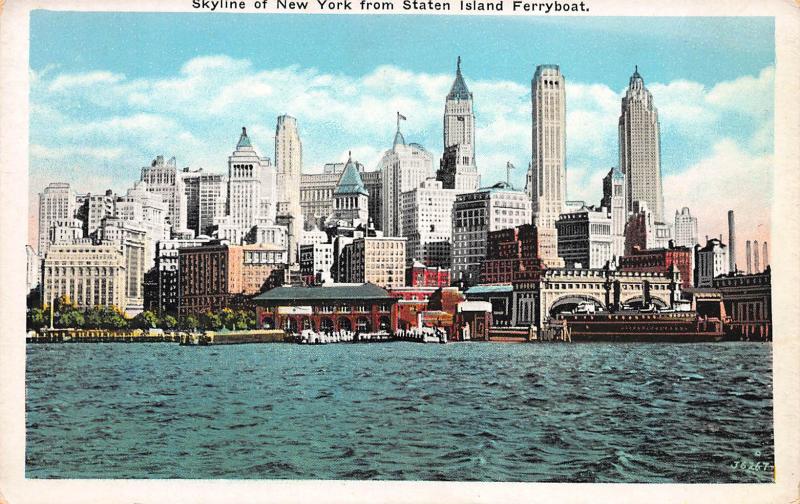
[29,12,775,262]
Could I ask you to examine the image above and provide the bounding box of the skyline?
[29,13,774,261]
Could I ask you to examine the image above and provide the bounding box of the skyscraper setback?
[619,66,665,222]
[531,64,566,267]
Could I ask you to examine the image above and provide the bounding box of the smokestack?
[754,240,760,272]
[746,240,752,274]
[705,234,709,244]
[728,210,736,272]
[762,242,768,269]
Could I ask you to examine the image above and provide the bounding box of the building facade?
[555,207,614,270]
[274,115,304,263]
[619,245,694,289]
[38,182,75,256]
[674,207,698,248]
[619,67,664,221]
[299,242,334,285]
[479,224,542,285]
[602,167,626,259]
[379,120,434,237]
[400,178,457,268]
[42,243,127,310]
[140,155,186,234]
[694,238,730,287]
[531,65,567,267]
[452,182,533,285]
[346,236,407,289]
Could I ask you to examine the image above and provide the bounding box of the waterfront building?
[216,127,276,244]
[99,219,147,315]
[555,206,613,270]
[299,242,335,285]
[479,224,542,285]
[38,182,75,255]
[140,155,188,234]
[674,207,698,248]
[452,182,532,285]
[275,115,304,263]
[465,284,514,327]
[149,237,212,314]
[379,118,434,236]
[694,238,730,287]
[436,57,480,193]
[42,243,127,310]
[619,244,693,289]
[400,178,457,268]
[713,268,771,340]
[601,167,626,259]
[619,67,664,221]
[26,245,41,294]
[531,64,567,268]
[345,236,407,289]
[177,241,284,315]
[406,261,451,288]
[253,283,397,333]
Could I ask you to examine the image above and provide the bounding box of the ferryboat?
[555,310,725,343]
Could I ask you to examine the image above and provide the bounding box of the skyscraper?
[619,66,664,221]
[38,182,75,256]
[602,167,626,259]
[379,114,434,237]
[275,115,304,262]
[531,64,566,267]
[140,155,187,235]
[437,57,480,193]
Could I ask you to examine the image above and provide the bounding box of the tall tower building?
[437,57,480,193]
[379,113,434,237]
[140,155,187,235]
[619,66,664,222]
[531,64,566,267]
[275,115,304,263]
[217,127,276,244]
[38,182,76,256]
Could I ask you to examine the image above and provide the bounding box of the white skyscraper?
[275,115,304,262]
[619,66,664,222]
[674,207,699,248]
[217,127,277,244]
[531,64,567,267]
[602,167,627,260]
[400,178,457,268]
[38,182,75,256]
[379,114,435,237]
[437,57,480,193]
[140,155,187,235]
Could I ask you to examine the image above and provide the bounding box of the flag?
[457,116,465,122]
[398,112,407,121]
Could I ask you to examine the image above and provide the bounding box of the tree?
[56,309,84,329]
[200,311,222,331]
[133,311,159,330]
[235,309,256,330]
[160,314,178,330]
[182,314,200,331]
[101,306,128,330]
[27,308,47,331]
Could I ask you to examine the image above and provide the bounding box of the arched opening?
[287,318,299,333]
[549,296,605,317]
[338,317,352,331]
[379,316,391,331]
[320,317,334,332]
[262,317,274,329]
[301,317,313,331]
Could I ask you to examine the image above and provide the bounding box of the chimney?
[754,240,760,272]
[746,240,752,274]
[762,242,768,269]
[728,210,736,272]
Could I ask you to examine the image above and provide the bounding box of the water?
[26,342,774,482]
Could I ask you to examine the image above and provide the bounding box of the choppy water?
[26,342,773,482]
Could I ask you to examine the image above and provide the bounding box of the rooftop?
[447,56,472,101]
[334,154,369,196]
[253,282,394,303]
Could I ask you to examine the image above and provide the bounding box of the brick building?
[619,244,693,288]
[406,261,451,288]
[479,224,543,285]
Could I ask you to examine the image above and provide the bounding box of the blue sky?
[29,12,774,255]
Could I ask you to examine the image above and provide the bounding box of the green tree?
[220,308,236,330]
[182,314,200,331]
[101,306,128,330]
[56,309,85,329]
[235,309,256,330]
[27,307,47,331]
[160,314,178,330]
[133,311,159,330]
[200,311,223,331]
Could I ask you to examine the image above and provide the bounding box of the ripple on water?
[25,342,774,482]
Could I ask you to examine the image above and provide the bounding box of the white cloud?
[48,71,125,92]
[663,139,771,261]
